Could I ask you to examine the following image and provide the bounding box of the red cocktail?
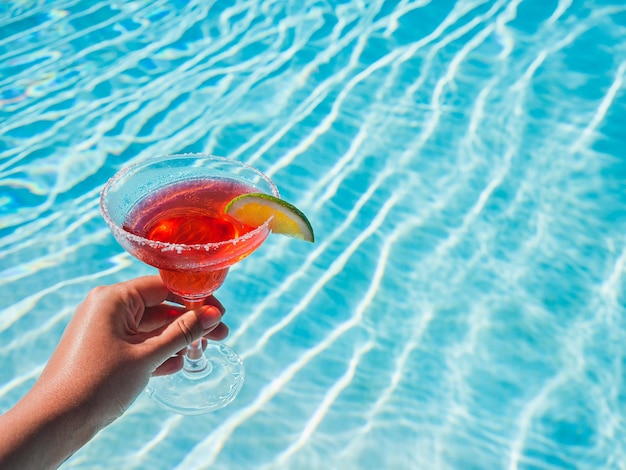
[122,178,264,301]
[100,154,278,414]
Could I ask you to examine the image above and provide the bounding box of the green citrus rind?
[225,193,315,242]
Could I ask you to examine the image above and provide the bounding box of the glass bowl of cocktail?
[100,154,313,414]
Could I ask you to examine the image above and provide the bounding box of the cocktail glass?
[100,154,278,414]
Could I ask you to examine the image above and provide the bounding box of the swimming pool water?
[2,0,626,468]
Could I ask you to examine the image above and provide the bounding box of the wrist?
[0,382,104,469]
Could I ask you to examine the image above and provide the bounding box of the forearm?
[0,387,102,469]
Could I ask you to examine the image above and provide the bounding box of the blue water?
[2,0,626,468]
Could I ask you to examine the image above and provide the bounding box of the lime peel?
[225,193,314,242]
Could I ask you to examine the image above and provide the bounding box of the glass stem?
[183,299,211,375]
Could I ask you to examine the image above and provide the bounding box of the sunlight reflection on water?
[1,0,626,468]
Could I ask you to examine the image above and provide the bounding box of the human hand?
[48,275,227,421]
[0,275,227,469]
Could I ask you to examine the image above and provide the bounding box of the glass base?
[147,342,245,415]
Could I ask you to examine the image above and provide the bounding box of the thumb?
[152,305,223,358]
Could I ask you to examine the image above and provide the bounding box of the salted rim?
[100,153,279,252]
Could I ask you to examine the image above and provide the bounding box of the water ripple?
[1,0,626,469]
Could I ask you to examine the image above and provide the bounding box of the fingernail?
[199,305,222,330]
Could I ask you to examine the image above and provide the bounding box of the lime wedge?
[225,193,314,242]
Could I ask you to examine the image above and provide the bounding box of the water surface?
[1,0,626,468]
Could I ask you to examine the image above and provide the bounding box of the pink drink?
[123,178,262,300]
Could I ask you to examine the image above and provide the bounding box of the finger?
[168,322,228,362]
[137,304,186,333]
[170,324,228,355]
[121,276,170,308]
[206,296,226,315]
[166,294,226,315]
[204,322,229,341]
[174,337,206,356]
[152,356,184,376]
[148,305,223,359]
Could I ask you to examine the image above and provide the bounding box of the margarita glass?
[100,154,278,414]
